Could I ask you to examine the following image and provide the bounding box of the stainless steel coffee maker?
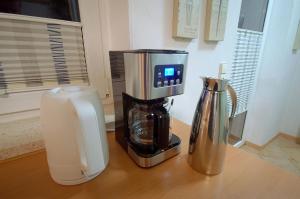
[188,77,237,175]
[109,49,188,167]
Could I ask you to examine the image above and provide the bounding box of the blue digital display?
[164,68,175,76]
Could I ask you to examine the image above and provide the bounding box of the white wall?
[244,0,300,145]
[105,0,130,50]
[280,57,300,137]
[107,0,300,145]
[128,0,242,125]
[279,0,300,138]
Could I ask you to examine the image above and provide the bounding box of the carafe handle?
[155,113,170,149]
[227,84,237,118]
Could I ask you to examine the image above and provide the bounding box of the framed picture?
[204,0,229,41]
[172,0,201,39]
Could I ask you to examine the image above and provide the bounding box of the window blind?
[0,16,88,95]
[229,29,263,115]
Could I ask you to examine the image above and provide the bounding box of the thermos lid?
[202,77,229,91]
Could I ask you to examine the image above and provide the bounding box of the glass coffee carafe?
[128,98,170,153]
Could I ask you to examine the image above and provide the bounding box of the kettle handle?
[69,98,106,176]
[227,84,237,118]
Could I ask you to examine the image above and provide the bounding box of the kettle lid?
[44,86,97,99]
[202,77,229,91]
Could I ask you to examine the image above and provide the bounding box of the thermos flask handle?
[227,84,237,118]
[70,98,106,176]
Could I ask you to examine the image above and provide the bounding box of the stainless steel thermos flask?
[188,77,237,175]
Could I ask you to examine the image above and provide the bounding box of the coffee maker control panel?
[154,64,184,88]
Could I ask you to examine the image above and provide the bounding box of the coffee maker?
[109,49,188,167]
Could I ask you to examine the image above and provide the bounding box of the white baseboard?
[233,140,245,148]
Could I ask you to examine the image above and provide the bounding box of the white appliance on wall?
[40,86,109,185]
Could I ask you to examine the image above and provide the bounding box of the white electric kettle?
[40,86,109,185]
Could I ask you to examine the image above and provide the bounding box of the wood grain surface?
[1,119,300,199]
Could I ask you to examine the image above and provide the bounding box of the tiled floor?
[241,136,300,176]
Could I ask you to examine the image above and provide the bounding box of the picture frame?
[172,0,201,39]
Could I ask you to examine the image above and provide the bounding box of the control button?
[176,79,180,84]
[157,81,162,87]
[164,80,169,86]
[158,72,162,77]
[170,79,174,85]
[177,71,181,75]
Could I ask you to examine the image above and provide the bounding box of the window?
[0,0,80,22]
[0,0,111,116]
[229,0,269,115]
[228,0,269,143]
[0,0,88,95]
[229,29,263,115]
[238,0,269,32]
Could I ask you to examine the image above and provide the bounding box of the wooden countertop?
[1,119,300,199]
